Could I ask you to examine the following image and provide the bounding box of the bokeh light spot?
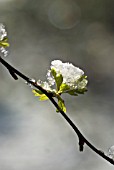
[48,0,81,30]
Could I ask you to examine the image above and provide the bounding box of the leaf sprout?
[32,60,88,112]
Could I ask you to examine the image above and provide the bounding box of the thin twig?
[0,56,114,165]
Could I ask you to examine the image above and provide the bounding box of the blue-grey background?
[0,0,114,169]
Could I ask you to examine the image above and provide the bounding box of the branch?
[0,56,114,165]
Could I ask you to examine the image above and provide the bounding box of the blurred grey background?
[0,0,114,169]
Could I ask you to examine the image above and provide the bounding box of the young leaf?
[77,78,88,90]
[67,87,87,96]
[56,73,63,91]
[0,41,9,47]
[56,97,66,113]
[32,89,49,101]
[39,94,49,101]
[67,90,78,96]
[58,83,70,93]
[76,88,87,94]
[51,68,57,80]
[32,89,44,96]
[77,75,87,83]
[2,37,8,42]
[51,68,63,91]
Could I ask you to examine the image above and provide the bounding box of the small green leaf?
[77,78,88,90]
[39,94,49,101]
[68,90,78,96]
[76,88,87,94]
[2,37,8,42]
[32,89,49,101]
[51,68,63,91]
[56,74,63,91]
[32,89,44,96]
[51,68,57,79]
[68,88,87,96]
[59,83,79,96]
[77,75,87,82]
[56,97,66,113]
[0,41,9,47]
[58,83,70,93]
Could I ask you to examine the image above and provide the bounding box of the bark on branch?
[0,56,114,165]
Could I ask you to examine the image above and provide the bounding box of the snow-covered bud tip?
[0,23,9,57]
[47,60,88,91]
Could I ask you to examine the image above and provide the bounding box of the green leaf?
[58,83,78,96]
[0,41,9,47]
[2,37,8,42]
[51,68,63,91]
[58,83,70,93]
[39,94,49,101]
[76,88,87,94]
[56,74,63,91]
[32,89,49,101]
[67,90,78,96]
[68,88,87,96]
[32,89,44,95]
[77,75,87,82]
[51,68,57,79]
[56,97,66,113]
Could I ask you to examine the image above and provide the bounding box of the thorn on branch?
[8,69,18,80]
[79,137,85,152]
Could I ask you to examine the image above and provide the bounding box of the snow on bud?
[0,24,7,41]
[33,60,88,112]
[0,47,8,57]
[47,60,87,90]
[0,23,9,57]
[107,146,114,159]
[37,80,52,91]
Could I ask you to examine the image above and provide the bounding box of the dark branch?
[0,56,114,165]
